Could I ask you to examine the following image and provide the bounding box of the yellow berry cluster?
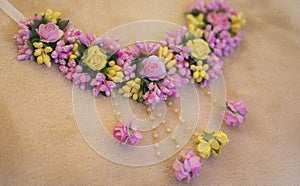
[190,61,209,83]
[186,13,205,36]
[118,78,143,101]
[33,42,52,68]
[106,61,124,83]
[230,12,246,34]
[157,46,177,70]
[70,42,80,59]
[41,9,62,23]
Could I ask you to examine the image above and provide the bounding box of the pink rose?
[113,122,143,145]
[206,12,230,30]
[140,55,167,81]
[173,151,202,183]
[36,23,63,43]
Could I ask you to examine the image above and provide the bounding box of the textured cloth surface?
[0,0,299,185]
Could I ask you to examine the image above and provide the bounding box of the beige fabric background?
[0,0,300,185]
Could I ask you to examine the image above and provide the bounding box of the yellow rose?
[216,131,229,145]
[196,140,211,159]
[82,46,107,71]
[186,39,210,60]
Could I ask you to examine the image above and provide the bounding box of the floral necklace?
[1,0,248,183]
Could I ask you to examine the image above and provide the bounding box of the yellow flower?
[186,13,205,28]
[216,131,229,146]
[230,12,246,34]
[33,42,52,68]
[196,139,212,159]
[190,61,209,83]
[106,61,124,83]
[188,24,204,37]
[195,130,229,159]
[186,13,205,36]
[82,45,107,71]
[118,78,142,101]
[157,46,177,70]
[44,9,62,23]
[186,39,210,60]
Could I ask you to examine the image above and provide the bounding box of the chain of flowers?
[13,0,247,183]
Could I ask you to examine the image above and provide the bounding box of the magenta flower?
[79,32,97,46]
[90,73,116,97]
[173,151,202,183]
[227,100,248,115]
[223,100,248,126]
[113,122,143,145]
[64,22,82,43]
[206,12,230,30]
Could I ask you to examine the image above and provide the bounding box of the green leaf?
[33,19,42,26]
[190,9,201,16]
[26,40,34,51]
[78,44,87,57]
[57,20,69,30]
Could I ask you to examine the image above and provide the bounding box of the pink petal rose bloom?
[113,122,143,145]
[173,151,202,183]
[140,55,167,81]
[223,100,248,126]
[206,12,230,30]
[36,22,64,43]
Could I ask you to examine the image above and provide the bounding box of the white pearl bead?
[157,113,162,117]
[168,101,173,106]
[166,128,171,133]
[156,151,161,156]
[187,126,191,130]
[176,144,180,149]
[174,109,178,113]
[171,136,175,140]
[154,143,159,147]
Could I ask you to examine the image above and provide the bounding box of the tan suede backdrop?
[0,0,300,185]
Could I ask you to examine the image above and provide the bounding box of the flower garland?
[12,0,248,183]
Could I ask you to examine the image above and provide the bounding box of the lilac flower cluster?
[117,48,137,81]
[13,18,34,61]
[204,25,243,57]
[90,73,116,96]
[187,0,230,14]
[202,54,223,86]
[51,40,74,65]
[187,0,245,58]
